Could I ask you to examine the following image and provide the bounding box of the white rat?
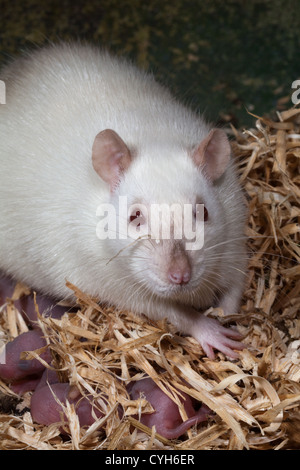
[0,43,247,359]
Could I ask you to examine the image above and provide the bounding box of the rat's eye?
[129,209,145,228]
[194,205,209,222]
[130,210,140,222]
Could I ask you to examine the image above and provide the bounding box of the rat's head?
[92,128,232,306]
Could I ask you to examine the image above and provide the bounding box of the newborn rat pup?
[0,276,210,437]
[0,278,107,429]
[0,43,247,360]
[128,378,210,439]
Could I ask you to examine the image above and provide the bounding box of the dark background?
[1,0,300,127]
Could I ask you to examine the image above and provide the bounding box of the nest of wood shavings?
[0,106,299,450]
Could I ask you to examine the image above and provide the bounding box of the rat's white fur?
[0,43,247,358]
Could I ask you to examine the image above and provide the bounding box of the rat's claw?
[200,341,216,360]
[193,316,245,360]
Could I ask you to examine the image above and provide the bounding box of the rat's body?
[0,43,247,358]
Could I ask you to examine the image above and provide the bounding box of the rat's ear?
[191,129,231,181]
[92,129,132,190]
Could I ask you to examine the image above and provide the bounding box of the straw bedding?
[0,106,299,450]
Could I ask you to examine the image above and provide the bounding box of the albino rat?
[0,43,247,359]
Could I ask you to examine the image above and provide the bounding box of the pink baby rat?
[128,378,210,439]
[0,277,210,437]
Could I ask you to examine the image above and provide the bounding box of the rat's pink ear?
[191,129,231,181]
[92,129,132,190]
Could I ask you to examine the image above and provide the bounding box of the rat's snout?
[167,253,191,286]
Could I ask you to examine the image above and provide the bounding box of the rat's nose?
[168,264,191,285]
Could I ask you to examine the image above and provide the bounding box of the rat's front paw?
[194,316,245,360]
